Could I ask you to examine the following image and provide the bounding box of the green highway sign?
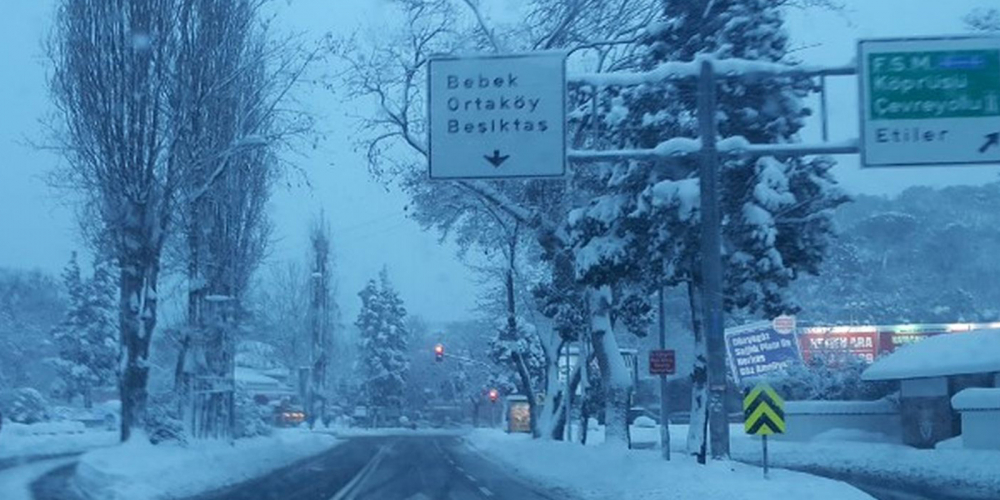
[859,36,1000,167]
[743,383,785,435]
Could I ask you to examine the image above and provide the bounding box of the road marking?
[330,442,393,500]
[465,474,477,483]
[478,486,494,497]
[455,466,464,473]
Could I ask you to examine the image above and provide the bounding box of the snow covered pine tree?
[569,0,848,460]
[356,268,410,426]
[50,253,118,409]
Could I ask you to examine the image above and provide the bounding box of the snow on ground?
[0,456,77,500]
[74,428,340,500]
[464,428,874,500]
[502,421,1000,498]
[727,428,1000,499]
[0,423,117,465]
[605,422,1000,499]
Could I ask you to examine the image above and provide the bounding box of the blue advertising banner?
[725,321,802,385]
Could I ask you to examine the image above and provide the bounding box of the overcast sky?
[1,0,997,325]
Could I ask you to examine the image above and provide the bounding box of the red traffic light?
[488,388,499,402]
[434,343,444,361]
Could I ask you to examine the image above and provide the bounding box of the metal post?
[820,75,829,142]
[763,435,769,479]
[658,287,670,461]
[564,344,573,442]
[697,59,730,460]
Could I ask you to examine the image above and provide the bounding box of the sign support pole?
[564,343,573,442]
[698,60,730,460]
[763,434,769,479]
[658,287,671,460]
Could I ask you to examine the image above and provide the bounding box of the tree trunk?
[589,286,631,447]
[547,359,584,440]
[686,279,709,464]
[118,223,161,442]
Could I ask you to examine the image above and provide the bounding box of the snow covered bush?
[234,385,272,439]
[0,387,51,424]
[144,393,186,445]
[766,354,894,401]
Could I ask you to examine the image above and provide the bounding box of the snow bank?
[863,329,1000,380]
[464,428,873,500]
[0,427,116,463]
[726,426,1000,499]
[0,456,78,500]
[3,420,86,436]
[74,428,340,500]
[951,388,1000,410]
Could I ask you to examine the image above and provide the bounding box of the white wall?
[777,400,901,442]
[961,411,1000,450]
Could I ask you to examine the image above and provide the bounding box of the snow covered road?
[190,433,566,500]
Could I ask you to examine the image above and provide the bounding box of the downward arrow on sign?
[484,150,510,168]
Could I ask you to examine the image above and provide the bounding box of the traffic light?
[434,343,444,362]
[488,388,499,403]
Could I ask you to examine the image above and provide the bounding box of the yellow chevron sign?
[743,383,785,435]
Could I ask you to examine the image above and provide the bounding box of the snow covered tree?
[50,0,180,441]
[766,353,894,402]
[568,0,848,458]
[0,388,51,424]
[50,0,315,442]
[966,7,1000,32]
[356,268,410,420]
[50,253,119,409]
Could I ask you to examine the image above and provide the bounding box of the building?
[862,329,1000,448]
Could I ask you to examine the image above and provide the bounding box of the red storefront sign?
[798,327,879,363]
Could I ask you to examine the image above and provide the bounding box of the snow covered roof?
[952,388,1000,411]
[235,367,281,387]
[863,329,1000,381]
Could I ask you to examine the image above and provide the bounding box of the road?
[22,433,978,500]
[188,434,569,500]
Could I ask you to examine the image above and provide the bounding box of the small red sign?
[649,349,676,375]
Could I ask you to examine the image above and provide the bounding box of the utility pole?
[658,287,670,461]
[564,343,573,442]
[697,59,730,459]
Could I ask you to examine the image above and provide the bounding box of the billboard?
[725,322,802,385]
[797,322,1000,363]
[797,326,879,363]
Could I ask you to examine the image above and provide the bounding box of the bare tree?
[169,0,279,440]
[50,0,316,442]
[49,0,181,442]
[306,212,335,426]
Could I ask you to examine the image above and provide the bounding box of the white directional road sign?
[859,36,1000,167]
[428,52,566,180]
